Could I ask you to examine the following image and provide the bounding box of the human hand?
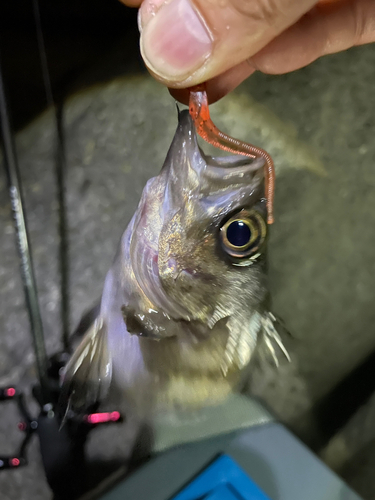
[120,0,375,103]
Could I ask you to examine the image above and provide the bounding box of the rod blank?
[0,56,51,404]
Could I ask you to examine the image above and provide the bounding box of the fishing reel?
[0,353,123,499]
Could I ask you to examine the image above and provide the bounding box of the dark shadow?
[313,349,375,445]
[0,0,143,131]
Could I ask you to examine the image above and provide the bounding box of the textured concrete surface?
[1,42,375,498]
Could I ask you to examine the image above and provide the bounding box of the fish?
[61,108,288,420]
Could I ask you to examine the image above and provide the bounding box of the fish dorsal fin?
[60,317,112,417]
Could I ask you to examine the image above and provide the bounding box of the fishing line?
[32,0,54,109]
[32,0,71,352]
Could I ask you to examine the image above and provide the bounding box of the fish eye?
[220,209,267,259]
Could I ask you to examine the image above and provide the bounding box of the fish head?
[124,110,268,346]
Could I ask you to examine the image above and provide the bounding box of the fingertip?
[168,88,189,105]
[169,61,256,105]
[119,0,142,8]
[169,84,226,105]
[205,62,257,103]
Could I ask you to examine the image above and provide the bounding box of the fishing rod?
[0,3,123,498]
[0,48,85,498]
[0,54,50,406]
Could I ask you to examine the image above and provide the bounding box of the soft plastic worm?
[188,84,275,224]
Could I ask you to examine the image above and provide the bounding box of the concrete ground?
[0,36,375,499]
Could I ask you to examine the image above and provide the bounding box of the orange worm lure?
[188,84,275,225]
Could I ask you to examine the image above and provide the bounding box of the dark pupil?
[226,220,251,247]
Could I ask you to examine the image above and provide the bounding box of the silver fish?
[62,109,287,419]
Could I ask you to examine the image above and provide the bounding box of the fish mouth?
[199,151,265,199]
[163,109,265,204]
[204,151,265,173]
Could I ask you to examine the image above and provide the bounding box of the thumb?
[139,0,318,87]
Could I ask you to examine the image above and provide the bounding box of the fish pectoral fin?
[59,316,112,418]
[260,312,291,367]
[222,312,262,375]
[70,300,101,344]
